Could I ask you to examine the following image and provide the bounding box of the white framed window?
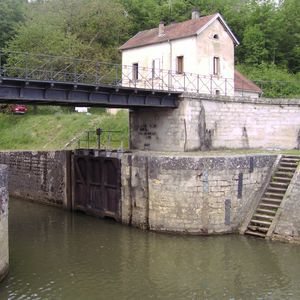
[176,56,184,74]
[213,57,220,75]
[132,63,138,81]
[152,58,160,78]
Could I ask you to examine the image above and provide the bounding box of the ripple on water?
[1,198,300,300]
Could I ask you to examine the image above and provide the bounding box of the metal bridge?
[0,51,181,108]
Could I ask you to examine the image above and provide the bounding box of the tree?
[0,0,26,48]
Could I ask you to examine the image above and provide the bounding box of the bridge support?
[130,94,211,152]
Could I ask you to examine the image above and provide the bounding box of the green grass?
[0,108,129,150]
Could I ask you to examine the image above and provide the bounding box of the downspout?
[168,39,172,71]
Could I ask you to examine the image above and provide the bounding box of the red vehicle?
[10,104,28,115]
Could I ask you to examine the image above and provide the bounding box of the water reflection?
[0,198,300,299]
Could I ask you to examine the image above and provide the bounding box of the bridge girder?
[0,78,180,108]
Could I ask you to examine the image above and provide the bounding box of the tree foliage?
[1,0,299,97]
[0,0,26,49]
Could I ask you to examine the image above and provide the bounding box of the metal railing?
[1,51,299,98]
[75,128,126,151]
[0,50,235,96]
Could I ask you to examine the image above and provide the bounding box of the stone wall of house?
[121,152,277,234]
[272,165,300,243]
[0,165,9,282]
[130,95,300,152]
[0,151,71,208]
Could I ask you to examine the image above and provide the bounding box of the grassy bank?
[0,108,129,150]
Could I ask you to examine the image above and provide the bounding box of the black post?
[96,128,102,149]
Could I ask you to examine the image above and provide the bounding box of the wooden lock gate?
[73,150,121,221]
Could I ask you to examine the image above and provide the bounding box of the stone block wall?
[201,96,300,150]
[0,151,71,208]
[122,152,276,234]
[0,165,9,282]
[272,166,300,243]
[130,94,300,152]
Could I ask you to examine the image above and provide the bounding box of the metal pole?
[74,59,78,82]
[0,51,2,78]
[25,52,29,79]
[97,133,101,149]
[95,62,100,85]
[115,64,118,86]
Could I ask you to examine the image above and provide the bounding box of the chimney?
[192,8,200,20]
[158,21,165,37]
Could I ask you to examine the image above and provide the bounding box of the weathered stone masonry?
[272,164,300,243]
[130,95,300,151]
[121,153,277,234]
[0,165,9,282]
[0,151,71,208]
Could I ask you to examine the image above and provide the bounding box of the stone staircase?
[245,155,300,238]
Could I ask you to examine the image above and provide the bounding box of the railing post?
[168,70,172,91]
[115,64,119,87]
[0,51,2,78]
[183,72,186,91]
[74,59,78,83]
[210,75,213,95]
[197,74,200,94]
[25,52,29,79]
[95,62,100,85]
[152,70,154,90]
[225,78,227,96]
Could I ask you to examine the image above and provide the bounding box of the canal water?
[1,199,300,300]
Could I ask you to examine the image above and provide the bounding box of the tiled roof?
[120,14,220,50]
[234,70,262,94]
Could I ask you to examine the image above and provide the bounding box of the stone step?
[273,171,294,178]
[283,155,300,159]
[258,202,280,209]
[253,213,274,220]
[261,197,282,203]
[245,230,266,238]
[248,225,269,232]
[272,176,292,183]
[277,166,296,172]
[279,162,298,167]
[250,219,272,226]
[264,192,284,199]
[269,181,289,187]
[281,157,300,162]
[256,208,277,215]
[266,186,287,193]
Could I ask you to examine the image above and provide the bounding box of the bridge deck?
[0,78,180,108]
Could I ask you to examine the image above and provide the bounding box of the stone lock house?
[120,9,261,98]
